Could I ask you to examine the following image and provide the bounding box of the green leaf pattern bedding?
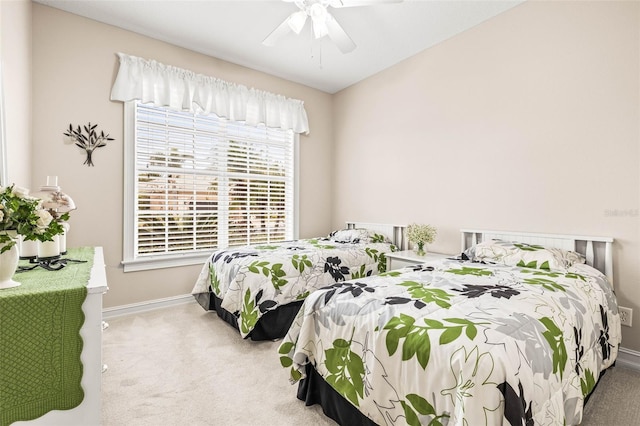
[191,238,395,337]
[279,258,621,425]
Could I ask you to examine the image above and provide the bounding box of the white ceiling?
[35,0,524,94]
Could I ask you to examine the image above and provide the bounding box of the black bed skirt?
[297,363,377,426]
[296,363,612,426]
[194,290,303,341]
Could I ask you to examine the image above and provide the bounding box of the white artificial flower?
[0,210,4,222]
[11,186,30,198]
[35,209,53,231]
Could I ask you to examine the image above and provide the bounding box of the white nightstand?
[386,250,455,270]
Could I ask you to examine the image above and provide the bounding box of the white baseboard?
[616,347,640,371]
[103,293,195,319]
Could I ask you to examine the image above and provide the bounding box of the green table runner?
[0,247,94,426]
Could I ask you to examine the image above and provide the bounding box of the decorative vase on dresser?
[0,239,20,289]
[18,235,38,260]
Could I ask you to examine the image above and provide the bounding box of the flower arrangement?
[406,223,437,256]
[0,185,68,253]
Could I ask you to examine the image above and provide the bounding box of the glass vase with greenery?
[406,223,437,256]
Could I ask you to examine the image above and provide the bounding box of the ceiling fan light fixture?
[312,23,329,39]
[309,3,330,38]
[311,20,329,39]
[308,3,328,18]
[266,0,401,53]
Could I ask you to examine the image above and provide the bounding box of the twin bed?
[191,222,406,340]
[191,226,620,424]
[278,229,621,425]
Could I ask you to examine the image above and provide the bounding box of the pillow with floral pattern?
[471,239,585,271]
[328,228,390,244]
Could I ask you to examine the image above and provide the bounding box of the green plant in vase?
[0,185,68,288]
[0,185,69,250]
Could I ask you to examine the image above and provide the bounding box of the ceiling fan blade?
[262,18,293,46]
[262,11,307,46]
[329,0,403,7]
[288,10,309,34]
[325,14,356,53]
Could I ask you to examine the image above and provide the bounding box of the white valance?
[110,53,309,134]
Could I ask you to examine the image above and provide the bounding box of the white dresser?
[14,247,108,426]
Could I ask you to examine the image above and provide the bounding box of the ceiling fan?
[262,0,402,54]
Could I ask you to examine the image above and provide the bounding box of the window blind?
[134,102,294,257]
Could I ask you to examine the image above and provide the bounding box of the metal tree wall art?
[63,123,114,167]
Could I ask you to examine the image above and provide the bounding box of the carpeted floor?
[102,301,640,425]
[581,361,640,425]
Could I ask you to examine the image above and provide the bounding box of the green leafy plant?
[0,185,67,253]
[64,122,114,167]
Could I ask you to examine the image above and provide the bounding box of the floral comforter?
[191,237,394,337]
[279,258,621,425]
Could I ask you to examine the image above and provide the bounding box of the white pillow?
[328,228,390,244]
[471,239,585,271]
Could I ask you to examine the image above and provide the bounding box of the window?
[122,101,298,271]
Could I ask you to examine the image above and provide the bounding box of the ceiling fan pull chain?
[311,41,323,69]
[308,24,322,69]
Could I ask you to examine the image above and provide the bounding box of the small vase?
[59,222,70,254]
[0,238,20,289]
[18,235,38,260]
[37,235,61,259]
[415,242,426,256]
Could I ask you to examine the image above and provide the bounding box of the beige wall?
[31,4,334,308]
[1,0,32,187]
[333,1,640,351]
[24,2,640,353]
